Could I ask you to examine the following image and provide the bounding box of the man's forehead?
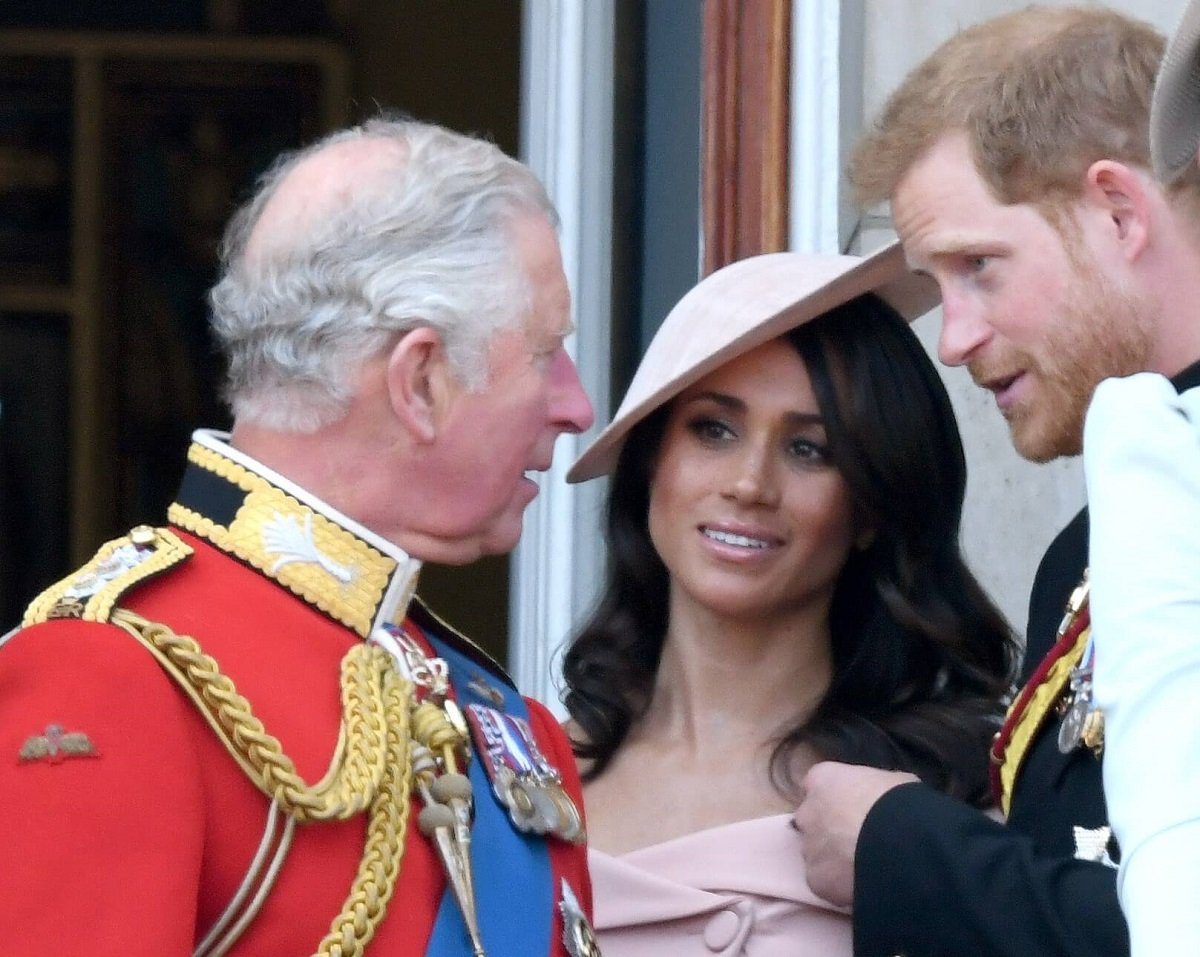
[892,136,994,247]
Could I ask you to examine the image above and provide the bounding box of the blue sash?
[420,629,554,957]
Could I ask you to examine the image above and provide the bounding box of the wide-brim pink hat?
[1152,0,1200,183]
[567,241,939,482]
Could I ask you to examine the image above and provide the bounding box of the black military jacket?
[850,361,1200,956]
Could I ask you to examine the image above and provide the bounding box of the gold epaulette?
[19,523,417,957]
[21,526,193,627]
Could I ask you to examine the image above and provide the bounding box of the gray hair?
[209,116,558,431]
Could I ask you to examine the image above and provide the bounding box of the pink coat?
[590,814,852,956]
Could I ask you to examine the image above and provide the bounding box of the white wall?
[855,0,1185,640]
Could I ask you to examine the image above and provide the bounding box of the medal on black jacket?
[1056,619,1104,757]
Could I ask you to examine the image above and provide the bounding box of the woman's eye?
[688,417,733,442]
[789,438,830,462]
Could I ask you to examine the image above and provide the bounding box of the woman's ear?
[852,510,877,552]
[386,327,454,443]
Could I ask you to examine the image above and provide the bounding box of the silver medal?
[559,879,602,957]
[1057,694,1089,753]
[1081,707,1106,753]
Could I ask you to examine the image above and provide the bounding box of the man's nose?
[937,293,993,367]
[550,348,594,434]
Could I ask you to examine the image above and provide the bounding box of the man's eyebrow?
[918,233,1008,263]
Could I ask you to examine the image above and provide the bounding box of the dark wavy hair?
[562,292,1017,806]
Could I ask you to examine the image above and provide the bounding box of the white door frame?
[512,0,615,714]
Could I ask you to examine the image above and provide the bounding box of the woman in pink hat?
[561,246,1016,956]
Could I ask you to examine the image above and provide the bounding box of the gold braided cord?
[109,610,269,786]
[107,609,418,956]
[410,700,469,772]
[112,609,397,822]
[317,663,414,957]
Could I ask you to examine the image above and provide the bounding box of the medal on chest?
[464,703,585,845]
[377,621,486,955]
[990,571,1105,813]
[1055,600,1105,757]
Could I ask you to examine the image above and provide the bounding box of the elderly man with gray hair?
[0,116,597,956]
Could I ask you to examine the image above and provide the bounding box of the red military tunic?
[0,431,593,956]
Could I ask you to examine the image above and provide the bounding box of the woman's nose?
[726,445,780,507]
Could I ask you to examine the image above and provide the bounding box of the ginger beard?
[974,253,1155,463]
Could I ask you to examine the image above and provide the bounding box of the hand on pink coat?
[793,761,918,907]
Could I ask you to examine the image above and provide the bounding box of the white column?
[790,0,863,254]
[513,0,614,713]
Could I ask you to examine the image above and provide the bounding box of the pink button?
[703,909,741,951]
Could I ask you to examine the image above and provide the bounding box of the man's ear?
[1083,160,1152,261]
[386,327,456,443]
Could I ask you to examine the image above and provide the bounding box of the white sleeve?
[1084,372,1200,957]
